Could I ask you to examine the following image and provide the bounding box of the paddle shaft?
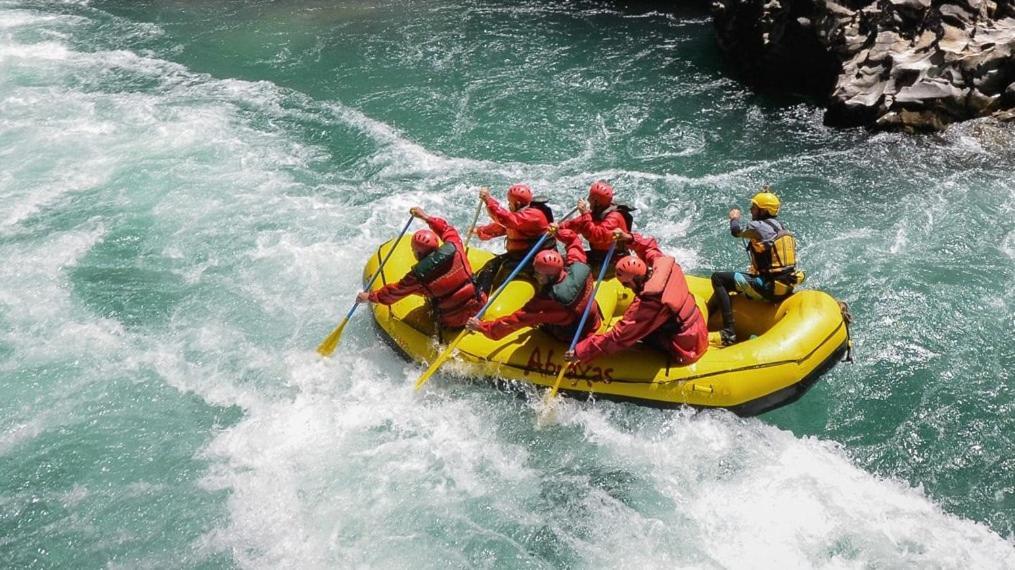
[358,216,416,308]
[317,215,414,356]
[544,240,618,401]
[568,241,617,353]
[545,362,572,405]
[463,199,483,251]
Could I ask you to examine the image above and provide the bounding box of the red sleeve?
[476,297,567,340]
[425,216,462,249]
[558,213,589,232]
[368,273,424,305]
[581,211,628,244]
[573,297,659,362]
[474,222,506,241]
[484,196,547,234]
[556,228,587,265]
[628,233,664,265]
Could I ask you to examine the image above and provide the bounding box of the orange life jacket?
[640,256,699,331]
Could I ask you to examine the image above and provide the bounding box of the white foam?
[0,10,83,31]
[0,225,113,339]
[189,372,1015,568]
[557,407,1015,567]
[323,101,501,180]
[1003,231,1015,261]
[0,223,125,454]
[3,6,1012,568]
[60,484,89,508]
[0,166,111,230]
[139,329,270,414]
[0,414,50,456]
[0,38,75,61]
[1002,187,1015,262]
[888,224,908,255]
[194,356,538,567]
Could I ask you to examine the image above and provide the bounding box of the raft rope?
[838,300,855,363]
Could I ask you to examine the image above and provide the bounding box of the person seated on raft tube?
[471,184,553,292]
[563,230,708,367]
[709,187,805,346]
[465,227,602,342]
[559,180,634,269]
[357,207,487,329]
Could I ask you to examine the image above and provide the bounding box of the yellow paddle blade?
[316,317,349,357]
[414,330,469,391]
[536,364,571,428]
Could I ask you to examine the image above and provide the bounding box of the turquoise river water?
[2,0,1013,567]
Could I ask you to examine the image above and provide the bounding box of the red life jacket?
[504,202,552,253]
[588,204,634,251]
[411,243,481,321]
[639,256,699,331]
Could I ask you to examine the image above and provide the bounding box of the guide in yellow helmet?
[709,186,805,346]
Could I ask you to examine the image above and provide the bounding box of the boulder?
[710,0,1015,131]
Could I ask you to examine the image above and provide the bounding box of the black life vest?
[529,197,555,224]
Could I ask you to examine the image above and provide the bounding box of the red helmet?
[588,180,614,208]
[507,183,533,206]
[411,229,440,256]
[533,250,564,277]
[615,255,647,285]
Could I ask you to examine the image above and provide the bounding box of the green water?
[1,0,1013,567]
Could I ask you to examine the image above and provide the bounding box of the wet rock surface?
[711,0,1015,131]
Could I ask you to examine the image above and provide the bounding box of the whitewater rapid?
[2,2,1013,567]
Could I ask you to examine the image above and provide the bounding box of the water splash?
[2,2,1013,567]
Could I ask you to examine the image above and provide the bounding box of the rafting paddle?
[413,206,579,391]
[316,215,415,357]
[537,239,618,427]
[463,198,483,252]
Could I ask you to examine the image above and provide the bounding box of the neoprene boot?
[720,327,737,346]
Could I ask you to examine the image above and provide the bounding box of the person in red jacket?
[465,228,601,343]
[357,208,486,329]
[564,231,708,367]
[560,180,634,271]
[472,183,553,292]
[474,184,552,253]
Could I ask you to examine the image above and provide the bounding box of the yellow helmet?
[751,187,781,216]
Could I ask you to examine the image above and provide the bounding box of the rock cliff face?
[711,0,1015,131]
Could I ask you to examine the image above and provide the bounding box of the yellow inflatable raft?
[365,238,850,416]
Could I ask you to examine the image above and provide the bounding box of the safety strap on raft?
[838,300,855,363]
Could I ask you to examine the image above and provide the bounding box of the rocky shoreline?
[711,0,1015,131]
